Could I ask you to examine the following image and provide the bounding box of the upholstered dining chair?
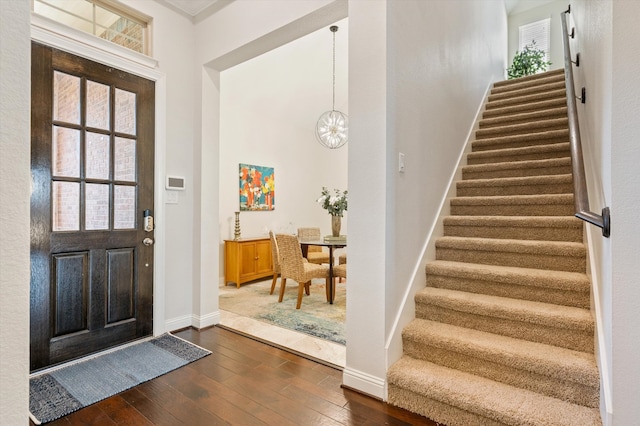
[297,227,330,265]
[268,231,281,295]
[276,234,331,309]
[337,252,347,282]
[331,263,347,302]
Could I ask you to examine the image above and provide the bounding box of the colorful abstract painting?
[239,163,275,211]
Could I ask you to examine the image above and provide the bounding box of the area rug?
[219,278,346,345]
[29,333,210,424]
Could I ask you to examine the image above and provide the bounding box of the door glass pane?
[114,185,135,229]
[85,132,110,180]
[53,71,81,124]
[52,182,79,231]
[115,88,136,135]
[85,183,109,230]
[114,137,136,182]
[86,80,110,130]
[52,126,80,178]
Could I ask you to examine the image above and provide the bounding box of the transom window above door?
[32,0,151,55]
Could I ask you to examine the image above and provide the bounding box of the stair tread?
[483,97,567,119]
[403,318,598,386]
[493,69,565,89]
[458,173,572,188]
[436,235,585,254]
[486,89,566,110]
[476,118,568,138]
[426,260,590,291]
[443,215,582,228]
[488,81,566,102]
[479,107,567,128]
[416,287,594,331]
[451,193,573,205]
[472,128,569,147]
[388,356,601,426]
[463,157,571,173]
[468,141,570,159]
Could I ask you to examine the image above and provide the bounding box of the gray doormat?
[29,333,210,424]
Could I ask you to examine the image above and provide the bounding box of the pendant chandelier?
[315,25,348,149]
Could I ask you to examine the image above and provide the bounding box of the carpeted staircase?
[387,69,602,426]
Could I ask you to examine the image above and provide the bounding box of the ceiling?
[505,0,560,15]
[159,0,231,20]
[163,0,219,16]
[161,0,560,20]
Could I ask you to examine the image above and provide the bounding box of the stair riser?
[486,91,566,110]
[472,135,568,152]
[426,273,590,309]
[402,339,599,408]
[387,385,501,426]
[483,98,567,120]
[493,70,565,90]
[443,223,582,242]
[436,247,586,273]
[462,164,572,180]
[467,149,571,165]
[479,109,567,129]
[456,182,573,197]
[476,123,568,140]
[414,304,594,353]
[450,203,574,217]
[488,82,566,103]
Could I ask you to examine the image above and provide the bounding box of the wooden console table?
[224,237,273,288]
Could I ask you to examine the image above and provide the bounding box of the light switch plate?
[398,152,405,172]
[166,191,178,204]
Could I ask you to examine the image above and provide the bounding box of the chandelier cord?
[331,25,337,111]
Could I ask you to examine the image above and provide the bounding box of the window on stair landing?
[519,18,551,64]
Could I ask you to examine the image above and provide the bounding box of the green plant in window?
[507,41,552,79]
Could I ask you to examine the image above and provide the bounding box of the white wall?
[569,0,640,423]
[344,0,508,398]
[508,0,567,73]
[118,0,200,329]
[605,1,640,425]
[570,0,613,422]
[344,0,389,396]
[218,18,349,275]
[610,2,640,422]
[0,1,31,423]
[388,0,507,329]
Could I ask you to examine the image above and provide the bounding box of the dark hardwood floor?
[32,326,439,425]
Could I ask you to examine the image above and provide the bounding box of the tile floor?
[218,306,346,369]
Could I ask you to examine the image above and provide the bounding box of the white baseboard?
[165,311,220,332]
[192,311,220,329]
[164,314,193,332]
[342,367,385,400]
[585,225,613,425]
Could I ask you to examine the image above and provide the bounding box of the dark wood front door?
[30,42,155,371]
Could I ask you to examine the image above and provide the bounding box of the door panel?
[52,252,89,336]
[106,248,135,324]
[30,42,155,371]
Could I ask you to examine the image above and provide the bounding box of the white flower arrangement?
[316,187,348,217]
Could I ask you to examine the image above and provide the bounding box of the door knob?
[143,237,154,246]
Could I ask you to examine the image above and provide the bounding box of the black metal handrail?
[561,6,610,237]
